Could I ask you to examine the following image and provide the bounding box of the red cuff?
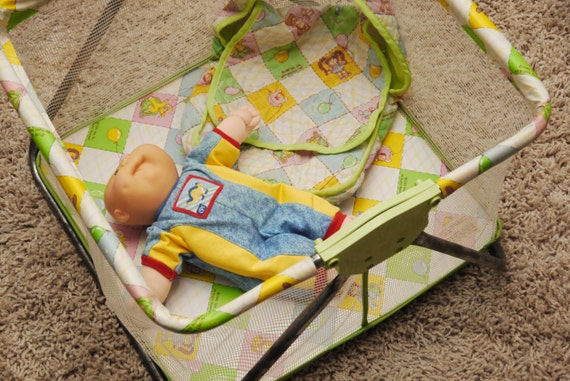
[141,255,177,281]
[213,128,240,149]
[324,211,347,239]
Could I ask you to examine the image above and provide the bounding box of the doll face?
[104,144,179,225]
[111,145,168,191]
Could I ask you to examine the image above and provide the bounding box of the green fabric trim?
[310,18,394,198]
[197,4,399,149]
[481,218,503,251]
[353,0,411,95]
[214,0,258,46]
[192,1,264,146]
[243,111,380,154]
[193,0,411,198]
[7,9,38,32]
[198,1,404,156]
[310,16,398,198]
[398,101,455,171]
[462,25,486,53]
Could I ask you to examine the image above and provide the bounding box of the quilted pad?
[182,2,406,203]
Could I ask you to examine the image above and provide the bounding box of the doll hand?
[219,105,261,144]
[229,104,260,134]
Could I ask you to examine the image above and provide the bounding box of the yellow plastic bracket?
[315,180,442,275]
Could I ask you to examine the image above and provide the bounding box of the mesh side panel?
[391,1,532,167]
[265,0,349,7]
[390,0,532,219]
[17,1,534,379]
[9,0,227,135]
[9,0,532,155]
[100,244,358,381]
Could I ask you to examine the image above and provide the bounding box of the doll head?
[104,144,179,226]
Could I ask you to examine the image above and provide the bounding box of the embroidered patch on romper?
[173,175,223,218]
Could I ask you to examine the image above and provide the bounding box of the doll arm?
[185,105,260,168]
[141,265,172,303]
[141,229,185,303]
[216,105,260,145]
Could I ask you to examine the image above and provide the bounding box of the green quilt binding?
[191,0,411,198]
[314,18,394,198]
[353,0,411,96]
[199,0,410,153]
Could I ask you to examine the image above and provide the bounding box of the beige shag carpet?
[1,0,568,380]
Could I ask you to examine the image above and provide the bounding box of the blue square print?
[300,89,348,126]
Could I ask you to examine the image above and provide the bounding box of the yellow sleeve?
[143,230,190,280]
[204,129,241,168]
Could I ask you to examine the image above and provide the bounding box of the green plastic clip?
[315,180,442,275]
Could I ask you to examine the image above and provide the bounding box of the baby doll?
[104,105,353,302]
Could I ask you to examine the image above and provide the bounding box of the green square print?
[262,42,309,80]
[216,66,245,104]
[398,169,439,194]
[189,364,237,381]
[209,283,248,330]
[84,181,107,213]
[207,283,244,313]
[387,247,432,284]
[405,118,425,138]
[84,117,131,153]
[321,6,359,38]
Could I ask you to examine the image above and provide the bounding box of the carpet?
[1,0,568,379]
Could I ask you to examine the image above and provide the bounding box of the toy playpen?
[0,0,550,380]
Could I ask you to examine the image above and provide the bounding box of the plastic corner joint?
[315,180,442,276]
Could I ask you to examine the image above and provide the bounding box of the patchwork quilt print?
[183,2,402,203]
[51,3,491,377]
[54,72,496,378]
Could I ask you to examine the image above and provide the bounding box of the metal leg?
[413,231,506,269]
[243,273,350,381]
[28,142,168,381]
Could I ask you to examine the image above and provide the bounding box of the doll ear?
[112,209,130,224]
